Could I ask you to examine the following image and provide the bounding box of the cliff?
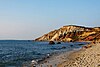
[35,25,100,42]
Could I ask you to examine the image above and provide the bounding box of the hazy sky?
[0,0,100,40]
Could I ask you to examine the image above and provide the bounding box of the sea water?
[0,40,87,67]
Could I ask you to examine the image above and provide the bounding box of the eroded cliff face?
[35,25,100,42]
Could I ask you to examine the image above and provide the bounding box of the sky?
[0,0,100,40]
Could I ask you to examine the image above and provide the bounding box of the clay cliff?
[35,25,100,42]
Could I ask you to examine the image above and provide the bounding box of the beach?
[35,50,77,67]
[35,42,100,67]
[58,42,100,67]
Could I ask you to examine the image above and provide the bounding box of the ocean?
[0,40,87,67]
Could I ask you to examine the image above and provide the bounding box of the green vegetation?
[72,36,79,41]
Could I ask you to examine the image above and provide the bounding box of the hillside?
[35,25,100,42]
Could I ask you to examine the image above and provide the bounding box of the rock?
[82,45,92,49]
[98,64,100,66]
[62,46,66,49]
[97,54,100,56]
[78,44,84,46]
[31,60,38,67]
[49,41,55,44]
[46,53,50,58]
[70,45,73,47]
[57,42,61,44]
[44,60,48,63]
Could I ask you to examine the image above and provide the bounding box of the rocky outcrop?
[57,42,61,44]
[49,41,55,44]
[35,25,100,42]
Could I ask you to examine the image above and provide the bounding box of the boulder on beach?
[78,44,84,46]
[62,46,66,49]
[82,45,92,49]
[49,41,55,44]
[70,45,73,47]
[46,53,50,58]
[57,42,61,44]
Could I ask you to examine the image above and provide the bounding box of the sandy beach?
[35,50,76,67]
[34,42,100,67]
[58,42,100,67]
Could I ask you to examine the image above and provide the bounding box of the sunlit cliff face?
[35,25,100,42]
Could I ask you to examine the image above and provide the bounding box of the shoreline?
[32,42,100,67]
[58,42,100,67]
[33,47,82,67]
